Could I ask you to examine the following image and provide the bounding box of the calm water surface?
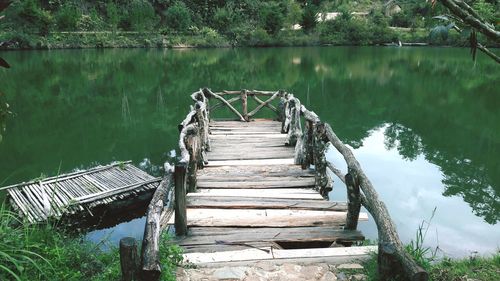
[0,47,498,257]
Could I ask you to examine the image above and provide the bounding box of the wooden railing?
[135,88,428,281]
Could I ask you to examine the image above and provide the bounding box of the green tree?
[164,1,192,31]
[284,0,302,27]
[55,2,80,30]
[260,2,285,35]
[106,1,120,31]
[8,0,53,35]
[126,0,158,31]
[300,4,317,33]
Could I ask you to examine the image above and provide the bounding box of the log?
[203,88,245,121]
[185,125,199,193]
[247,91,279,117]
[210,96,240,111]
[323,123,428,281]
[300,105,320,123]
[120,237,138,281]
[174,164,187,236]
[253,95,279,115]
[345,168,361,231]
[313,122,332,198]
[302,120,314,169]
[140,164,174,280]
[241,90,248,121]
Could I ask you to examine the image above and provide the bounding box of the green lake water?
[0,47,499,257]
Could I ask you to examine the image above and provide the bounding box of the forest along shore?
[1,0,498,50]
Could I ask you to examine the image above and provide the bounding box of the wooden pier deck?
[139,89,428,281]
[1,162,161,223]
[171,119,372,266]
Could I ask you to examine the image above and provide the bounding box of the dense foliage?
[0,0,497,47]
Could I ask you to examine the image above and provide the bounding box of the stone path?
[176,262,367,281]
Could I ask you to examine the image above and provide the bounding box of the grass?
[361,208,500,280]
[0,203,183,281]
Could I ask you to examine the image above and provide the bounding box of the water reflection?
[0,47,498,256]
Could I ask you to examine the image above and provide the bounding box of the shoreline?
[1,30,492,51]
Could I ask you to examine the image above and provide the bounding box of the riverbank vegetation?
[0,0,498,49]
[0,204,181,281]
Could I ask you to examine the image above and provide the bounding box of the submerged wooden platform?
[1,161,161,223]
[172,119,371,266]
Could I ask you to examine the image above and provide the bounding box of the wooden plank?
[186,197,347,210]
[206,153,294,161]
[181,242,280,254]
[183,246,378,265]
[210,131,283,135]
[188,188,323,200]
[197,175,314,182]
[176,227,363,246]
[198,165,313,177]
[206,159,295,166]
[209,134,287,139]
[196,179,315,189]
[167,208,368,227]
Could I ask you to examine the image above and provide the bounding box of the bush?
[106,2,121,31]
[213,7,233,34]
[8,0,54,35]
[126,0,158,31]
[301,4,317,33]
[260,2,285,35]
[55,2,80,31]
[164,1,192,32]
[390,11,413,28]
[76,9,105,31]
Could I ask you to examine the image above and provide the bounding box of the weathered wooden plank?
[198,165,313,177]
[186,197,346,210]
[206,153,295,161]
[197,175,314,182]
[183,246,378,265]
[206,159,295,166]
[196,179,315,189]
[176,227,363,246]
[209,134,287,139]
[167,208,368,227]
[210,131,283,135]
[188,188,323,200]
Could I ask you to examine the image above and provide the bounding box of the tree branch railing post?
[345,167,361,231]
[241,90,249,121]
[312,122,332,198]
[174,163,187,236]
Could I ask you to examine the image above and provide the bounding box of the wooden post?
[241,90,248,121]
[345,168,361,230]
[313,122,332,198]
[140,165,174,281]
[302,120,314,169]
[185,125,199,193]
[120,237,138,281]
[174,164,187,236]
[281,94,290,133]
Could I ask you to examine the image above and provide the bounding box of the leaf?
[470,30,477,62]
[0,1,12,13]
[0,57,9,68]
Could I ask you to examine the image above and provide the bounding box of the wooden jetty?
[1,161,161,224]
[138,89,429,281]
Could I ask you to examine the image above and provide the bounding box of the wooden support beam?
[210,96,240,111]
[174,164,188,236]
[120,237,138,281]
[185,125,199,193]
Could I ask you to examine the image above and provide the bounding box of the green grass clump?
[429,254,500,281]
[0,204,121,281]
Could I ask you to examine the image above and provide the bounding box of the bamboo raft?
[136,89,428,281]
[0,161,161,224]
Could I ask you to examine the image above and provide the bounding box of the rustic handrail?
[140,164,175,280]
[274,91,428,280]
